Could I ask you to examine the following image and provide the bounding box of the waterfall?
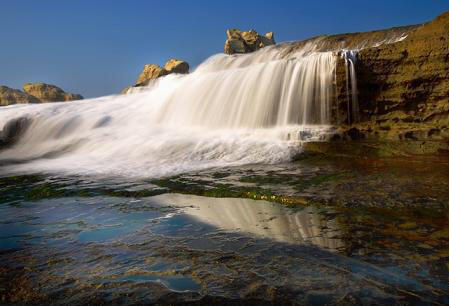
[2,27,414,178]
[341,50,359,124]
[0,43,342,177]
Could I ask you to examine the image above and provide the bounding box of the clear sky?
[1,0,448,98]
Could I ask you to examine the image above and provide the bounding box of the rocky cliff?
[0,83,83,106]
[306,12,449,156]
[352,12,449,142]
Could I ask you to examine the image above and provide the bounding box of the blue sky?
[1,0,448,98]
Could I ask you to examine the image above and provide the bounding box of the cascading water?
[0,31,410,178]
[341,50,360,124]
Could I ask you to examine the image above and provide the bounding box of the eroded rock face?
[0,86,39,106]
[338,12,449,143]
[23,83,83,102]
[224,29,275,54]
[134,59,190,87]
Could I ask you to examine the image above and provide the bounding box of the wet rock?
[23,83,83,102]
[346,127,364,140]
[224,29,275,54]
[0,117,31,148]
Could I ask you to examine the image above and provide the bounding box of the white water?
[0,31,409,178]
[0,45,339,178]
[342,50,360,124]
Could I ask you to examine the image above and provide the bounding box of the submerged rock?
[224,29,275,54]
[23,83,83,102]
[0,117,31,148]
[0,86,39,106]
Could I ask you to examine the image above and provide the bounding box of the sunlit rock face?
[0,85,40,106]
[23,83,83,102]
[349,12,449,142]
[132,59,190,89]
[135,64,169,86]
[0,83,83,105]
[164,59,189,74]
[224,29,275,54]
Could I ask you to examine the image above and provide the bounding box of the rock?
[135,64,169,86]
[0,117,31,148]
[120,86,132,94]
[356,13,449,133]
[164,59,189,74]
[0,86,39,106]
[132,59,190,89]
[23,83,83,102]
[303,11,449,151]
[224,29,275,54]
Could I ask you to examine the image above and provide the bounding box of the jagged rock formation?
[224,29,275,54]
[23,83,83,102]
[134,59,190,88]
[0,83,83,106]
[0,86,40,106]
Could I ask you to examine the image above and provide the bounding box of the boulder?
[23,83,83,102]
[0,85,39,106]
[164,59,189,74]
[133,59,190,88]
[224,29,275,54]
[135,64,169,86]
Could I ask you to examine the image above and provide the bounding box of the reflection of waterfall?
[341,50,359,124]
[157,194,343,251]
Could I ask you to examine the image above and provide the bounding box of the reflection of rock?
[155,194,343,250]
[224,29,275,55]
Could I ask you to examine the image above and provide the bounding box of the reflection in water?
[153,194,343,250]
